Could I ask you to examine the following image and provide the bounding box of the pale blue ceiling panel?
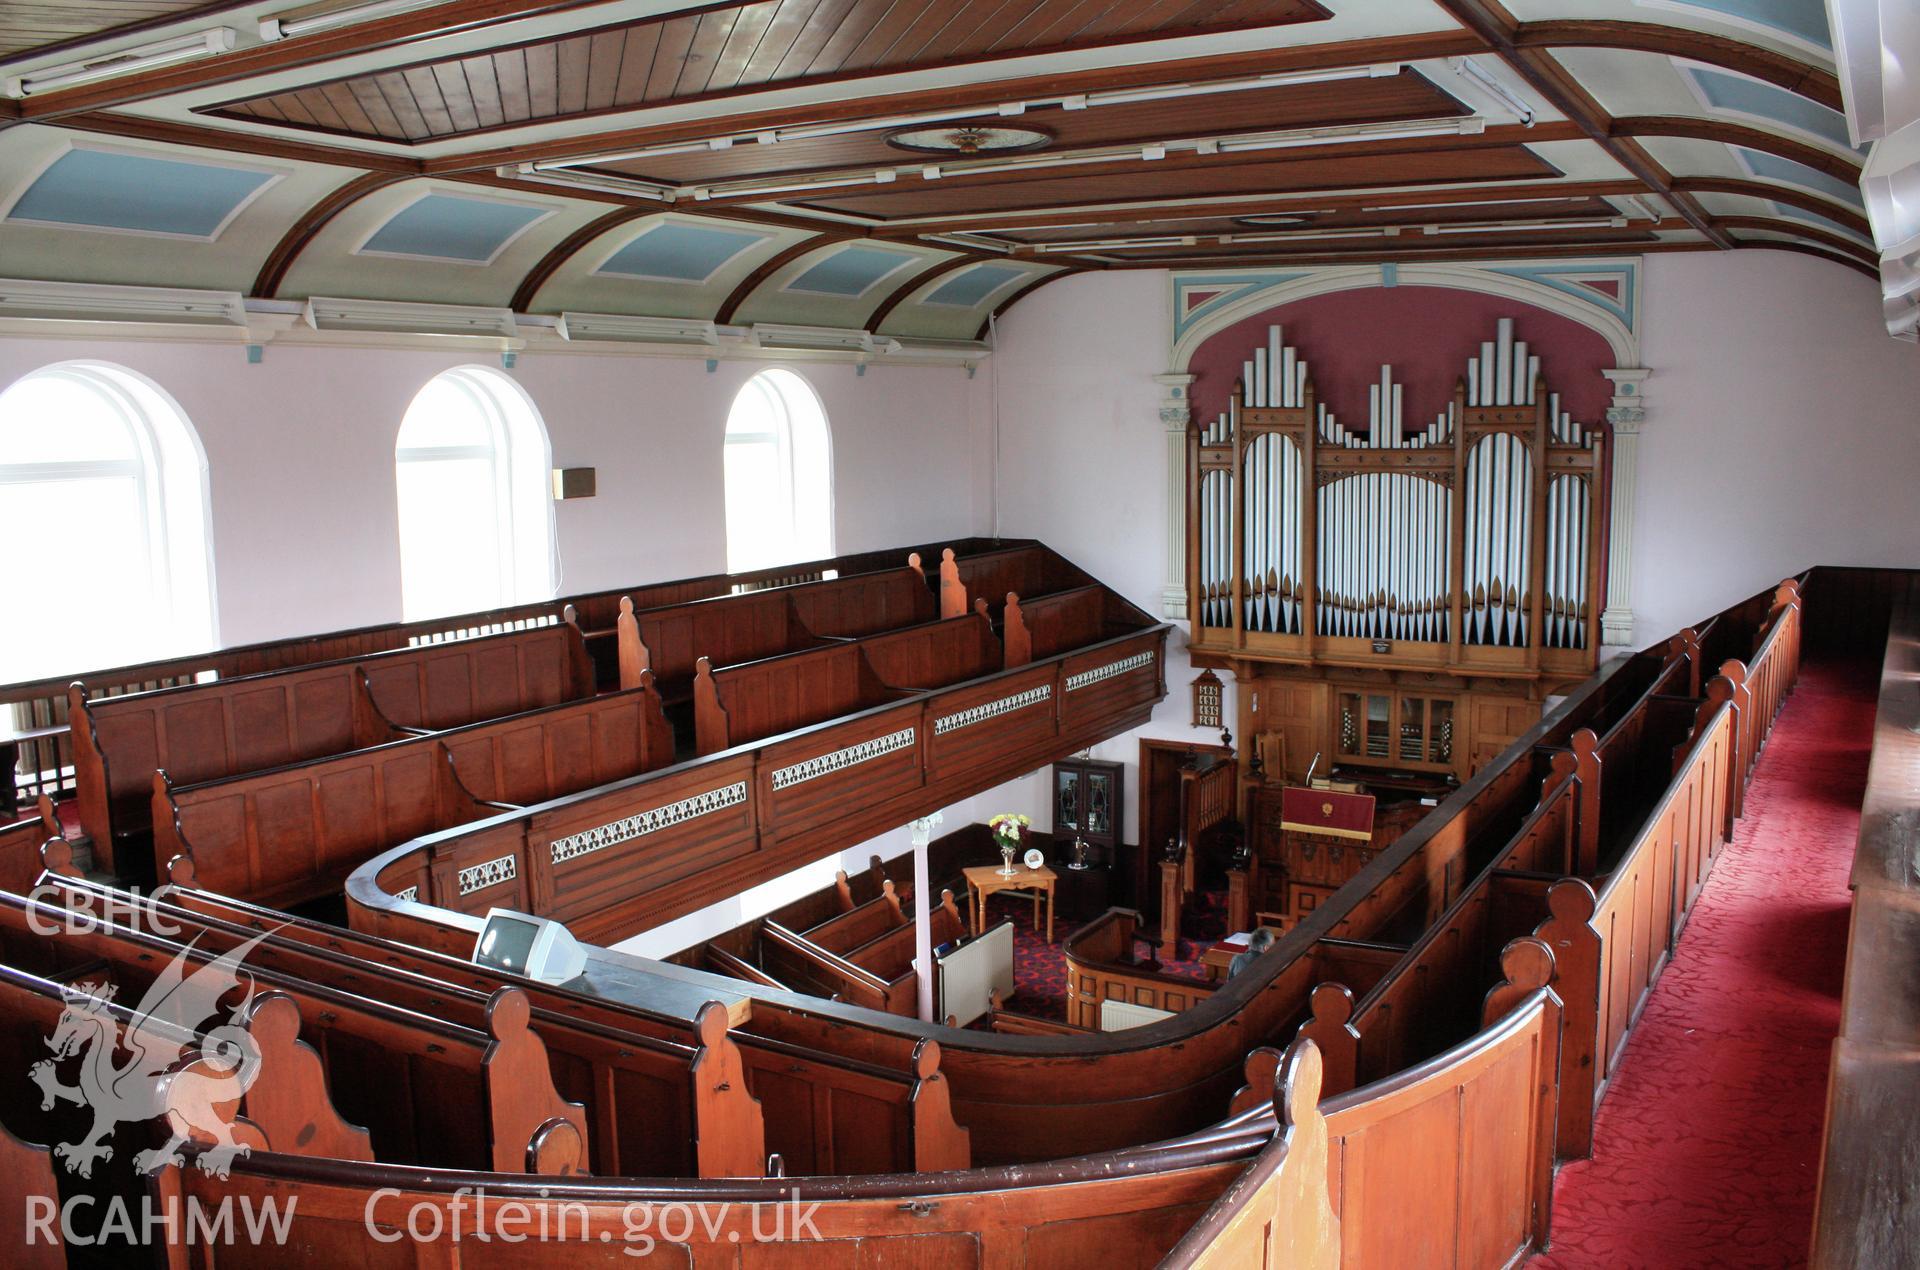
[8,147,275,238]
[359,193,549,263]
[597,221,768,281]
[925,263,1027,307]
[1664,0,1830,48]
[1736,147,1864,207]
[787,245,916,297]
[1773,200,1866,239]
[1689,68,1857,150]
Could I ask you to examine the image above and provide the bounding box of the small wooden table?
[964,863,1058,943]
[1202,926,1283,982]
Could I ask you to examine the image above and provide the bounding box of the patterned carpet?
[1532,659,1876,1268]
[984,886,1225,1024]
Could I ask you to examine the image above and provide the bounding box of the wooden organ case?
[1188,318,1608,779]
[1189,318,1611,924]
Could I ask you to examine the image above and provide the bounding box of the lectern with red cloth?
[1262,787,1379,930]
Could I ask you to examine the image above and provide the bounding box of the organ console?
[1187,318,1612,790]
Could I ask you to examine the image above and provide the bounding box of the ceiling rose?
[886,124,1054,156]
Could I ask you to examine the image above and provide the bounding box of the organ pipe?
[1189,320,1603,658]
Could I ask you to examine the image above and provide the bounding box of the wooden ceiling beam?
[507,204,653,313]
[862,179,1651,237]
[425,30,1486,174]
[10,0,655,122]
[252,170,410,297]
[974,266,1080,342]
[1612,115,1863,182]
[1669,177,1870,237]
[1710,215,1877,265]
[712,231,852,326]
[675,121,1585,213]
[863,255,976,335]
[1096,239,1721,272]
[1727,238,1879,280]
[56,109,417,172]
[1513,20,1843,112]
[1431,0,1734,249]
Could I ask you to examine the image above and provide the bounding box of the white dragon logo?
[30,928,276,1180]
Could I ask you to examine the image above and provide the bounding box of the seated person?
[1228,928,1276,979]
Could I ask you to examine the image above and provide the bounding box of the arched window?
[724,368,832,573]
[394,367,555,621]
[0,362,215,679]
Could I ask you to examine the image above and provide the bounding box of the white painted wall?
[1632,251,1920,636]
[0,336,989,651]
[981,251,1920,837]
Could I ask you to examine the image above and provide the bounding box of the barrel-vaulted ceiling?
[0,0,1876,341]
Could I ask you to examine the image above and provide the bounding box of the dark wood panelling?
[590,70,1468,185]
[998,196,1631,243]
[0,0,240,61]
[205,0,1329,142]
[800,143,1566,218]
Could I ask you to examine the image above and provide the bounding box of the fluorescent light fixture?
[3,28,235,97]
[1078,62,1401,107]
[555,313,726,345]
[1034,235,1197,252]
[1423,216,1629,235]
[1361,195,1579,213]
[1216,117,1485,154]
[0,278,248,326]
[544,62,1415,172]
[1451,56,1535,127]
[305,296,518,339]
[922,233,1015,254]
[750,323,880,352]
[260,0,448,41]
[505,164,673,202]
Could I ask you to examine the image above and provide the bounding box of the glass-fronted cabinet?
[1053,758,1123,867]
[1336,690,1456,773]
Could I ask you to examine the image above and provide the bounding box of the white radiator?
[1100,999,1176,1031]
[937,920,1015,1028]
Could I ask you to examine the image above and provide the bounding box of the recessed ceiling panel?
[1772,200,1870,241]
[924,263,1029,308]
[204,0,1330,144]
[357,192,550,263]
[6,146,277,239]
[1651,0,1831,49]
[1736,147,1864,206]
[597,221,769,282]
[786,245,916,297]
[1688,68,1856,150]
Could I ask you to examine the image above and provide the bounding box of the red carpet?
[1534,660,1876,1268]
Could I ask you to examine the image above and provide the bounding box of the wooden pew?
[853,611,1003,691]
[152,678,674,907]
[1062,909,1216,1029]
[66,620,593,874]
[63,875,965,1179]
[0,891,584,1175]
[0,796,59,896]
[1003,584,1151,668]
[937,545,1093,621]
[692,642,910,757]
[761,920,915,1015]
[800,878,907,955]
[0,961,373,1166]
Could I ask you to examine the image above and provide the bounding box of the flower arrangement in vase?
[988,813,1031,876]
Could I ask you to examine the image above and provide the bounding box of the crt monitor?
[473,909,588,984]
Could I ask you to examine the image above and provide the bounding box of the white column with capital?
[1600,369,1650,646]
[910,813,944,1023]
[1157,372,1195,620]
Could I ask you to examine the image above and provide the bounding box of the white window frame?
[394,366,557,621]
[724,368,834,574]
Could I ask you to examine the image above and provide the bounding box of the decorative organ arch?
[1187,319,1608,682]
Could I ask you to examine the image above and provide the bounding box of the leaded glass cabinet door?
[1052,759,1124,865]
